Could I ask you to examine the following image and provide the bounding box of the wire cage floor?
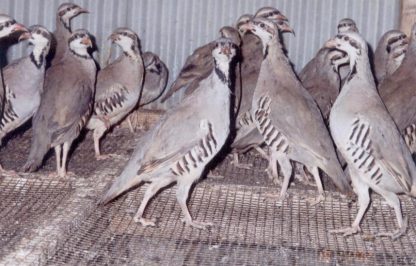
[0,126,416,265]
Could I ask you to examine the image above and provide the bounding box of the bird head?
[337,18,359,33]
[235,14,253,35]
[325,32,367,66]
[68,29,93,57]
[240,17,278,47]
[57,3,88,29]
[0,14,28,39]
[254,7,288,23]
[212,37,237,62]
[143,52,162,75]
[219,26,241,47]
[23,25,52,50]
[109,28,140,53]
[383,30,408,54]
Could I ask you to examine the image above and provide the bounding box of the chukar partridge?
[99,38,237,229]
[374,30,408,84]
[379,24,416,155]
[87,28,144,160]
[326,31,416,239]
[0,26,51,147]
[245,18,349,204]
[23,30,96,177]
[50,2,88,66]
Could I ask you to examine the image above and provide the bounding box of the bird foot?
[265,168,281,185]
[95,153,126,161]
[0,167,20,177]
[134,216,157,227]
[207,171,224,179]
[294,173,316,187]
[230,161,253,170]
[306,194,325,206]
[376,216,408,240]
[330,225,361,237]
[181,218,213,230]
[276,192,289,207]
[53,170,77,179]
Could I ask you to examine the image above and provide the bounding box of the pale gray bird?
[87,28,144,160]
[374,30,408,84]
[231,8,293,170]
[50,2,88,66]
[326,32,416,239]
[160,26,240,104]
[245,18,349,204]
[379,24,416,155]
[0,14,29,173]
[23,30,96,177]
[99,38,237,229]
[139,51,169,106]
[0,26,52,144]
[299,48,347,122]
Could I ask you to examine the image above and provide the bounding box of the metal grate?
[0,176,73,258]
[45,179,416,265]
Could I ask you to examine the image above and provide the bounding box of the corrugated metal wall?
[0,0,401,108]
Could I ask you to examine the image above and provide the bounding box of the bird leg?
[330,175,369,237]
[376,191,408,240]
[133,178,173,227]
[57,142,74,178]
[54,145,62,171]
[230,153,253,169]
[266,153,281,185]
[254,146,269,160]
[93,125,121,160]
[276,155,293,206]
[126,116,135,134]
[305,166,325,205]
[177,180,212,230]
[293,163,315,186]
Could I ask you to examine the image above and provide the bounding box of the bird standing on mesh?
[23,30,96,177]
[244,18,349,205]
[87,28,144,160]
[99,38,237,230]
[326,31,416,239]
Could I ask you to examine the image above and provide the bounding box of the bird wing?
[161,42,215,102]
[346,112,413,192]
[93,82,129,117]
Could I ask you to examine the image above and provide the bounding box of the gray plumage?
[99,38,237,230]
[379,24,416,155]
[87,28,144,159]
[374,30,408,85]
[139,51,168,106]
[0,26,52,144]
[160,26,240,104]
[326,32,416,239]
[248,18,349,204]
[23,30,96,177]
[50,3,88,66]
[231,8,293,169]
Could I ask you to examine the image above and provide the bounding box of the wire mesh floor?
[0,129,416,265]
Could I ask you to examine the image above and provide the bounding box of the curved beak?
[277,13,288,22]
[239,21,254,34]
[279,21,295,35]
[11,23,28,33]
[220,45,233,59]
[325,38,338,49]
[81,36,92,47]
[18,31,31,41]
[77,7,89,14]
[108,33,119,42]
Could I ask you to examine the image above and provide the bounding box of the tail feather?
[322,161,350,193]
[22,134,50,172]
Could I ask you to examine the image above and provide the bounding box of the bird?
[0,26,52,149]
[139,51,169,107]
[244,18,349,205]
[49,2,88,66]
[0,14,29,173]
[325,31,416,239]
[160,26,241,104]
[87,28,144,160]
[231,8,293,170]
[22,30,96,177]
[379,24,416,155]
[373,30,408,85]
[99,38,237,230]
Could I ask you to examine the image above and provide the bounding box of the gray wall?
[0,0,401,108]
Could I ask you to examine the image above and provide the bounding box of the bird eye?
[11,19,15,25]
[344,36,349,41]
[36,30,41,34]
[268,12,273,17]
[260,23,265,28]
[66,7,71,11]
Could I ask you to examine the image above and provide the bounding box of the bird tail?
[22,132,50,172]
[321,161,350,193]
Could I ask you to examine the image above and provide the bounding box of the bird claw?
[134,216,157,227]
[306,194,325,206]
[181,218,213,230]
[0,166,20,177]
[276,192,289,207]
[376,216,408,240]
[330,225,361,237]
[95,153,126,161]
[231,161,253,170]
